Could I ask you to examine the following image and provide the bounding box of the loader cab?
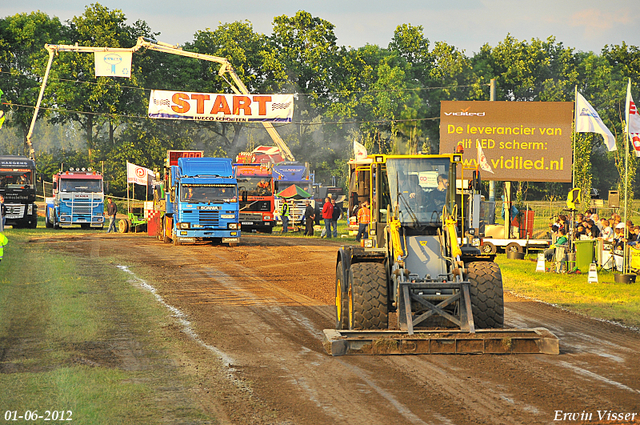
[386,157,452,230]
[348,155,456,248]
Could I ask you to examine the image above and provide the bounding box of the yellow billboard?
[439,101,574,182]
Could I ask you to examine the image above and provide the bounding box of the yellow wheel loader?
[324,153,559,356]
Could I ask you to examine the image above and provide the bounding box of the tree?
[270,11,340,112]
[49,3,155,151]
[0,12,66,154]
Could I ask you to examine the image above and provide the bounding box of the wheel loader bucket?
[322,328,559,356]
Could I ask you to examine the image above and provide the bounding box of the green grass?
[496,253,640,329]
[0,220,218,424]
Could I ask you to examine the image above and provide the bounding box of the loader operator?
[428,174,449,213]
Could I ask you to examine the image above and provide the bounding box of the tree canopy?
[0,4,638,202]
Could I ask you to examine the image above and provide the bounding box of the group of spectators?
[283,195,344,238]
[545,210,640,261]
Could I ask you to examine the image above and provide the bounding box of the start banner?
[148,90,294,123]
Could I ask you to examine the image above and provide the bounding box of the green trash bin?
[574,240,596,272]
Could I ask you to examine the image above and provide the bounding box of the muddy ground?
[39,233,640,424]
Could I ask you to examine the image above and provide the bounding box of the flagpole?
[624,78,631,274]
[573,85,577,187]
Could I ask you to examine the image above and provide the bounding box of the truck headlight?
[179,222,189,229]
[228,223,239,229]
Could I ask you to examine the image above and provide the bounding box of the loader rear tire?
[467,261,504,329]
[335,261,349,330]
[349,262,388,330]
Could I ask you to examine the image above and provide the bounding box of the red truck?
[233,163,275,233]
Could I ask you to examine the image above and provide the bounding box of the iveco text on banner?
[148,90,294,123]
[440,101,573,182]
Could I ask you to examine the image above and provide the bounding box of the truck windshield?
[0,170,33,188]
[182,185,237,203]
[386,158,451,226]
[237,177,272,196]
[60,179,103,193]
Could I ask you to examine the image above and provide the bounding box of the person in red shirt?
[321,197,333,238]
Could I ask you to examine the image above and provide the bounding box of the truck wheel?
[46,217,53,228]
[173,236,182,246]
[481,242,497,254]
[505,242,523,253]
[335,260,349,330]
[467,262,504,329]
[118,219,130,233]
[348,262,388,330]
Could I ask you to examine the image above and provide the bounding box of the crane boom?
[26,37,295,162]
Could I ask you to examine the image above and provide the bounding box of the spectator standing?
[331,198,341,238]
[304,200,315,236]
[321,197,333,238]
[281,200,290,233]
[106,198,117,233]
[544,228,568,261]
[355,201,370,243]
[0,195,6,231]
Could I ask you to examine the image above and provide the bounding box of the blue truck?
[160,156,240,246]
[273,162,315,224]
[45,168,105,229]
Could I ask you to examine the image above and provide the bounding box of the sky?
[2,0,640,55]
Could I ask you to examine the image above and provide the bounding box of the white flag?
[354,141,368,160]
[127,161,155,186]
[477,142,494,174]
[575,91,616,151]
[626,79,640,157]
[94,52,132,78]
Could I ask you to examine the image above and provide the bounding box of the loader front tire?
[335,261,349,330]
[349,262,388,330]
[467,261,504,329]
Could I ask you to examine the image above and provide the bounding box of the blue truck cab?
[164,157,240,246]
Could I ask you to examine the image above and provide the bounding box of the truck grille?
[239,212,263,221]
[199,211,220,226]
[239,200,271,212]
[60,194,103,220]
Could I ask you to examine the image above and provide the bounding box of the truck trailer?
[160,156,240,246]
[45,168,105,229]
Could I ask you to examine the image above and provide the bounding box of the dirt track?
[51,233,640,424]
